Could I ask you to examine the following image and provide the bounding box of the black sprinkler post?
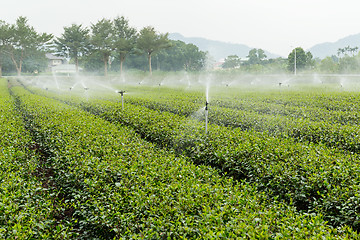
[205,101,209,134]
[116,90,125,110]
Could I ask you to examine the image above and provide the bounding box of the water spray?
[205,101,209,134]
[116,90,125,110]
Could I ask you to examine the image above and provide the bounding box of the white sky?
[3,0,360,56]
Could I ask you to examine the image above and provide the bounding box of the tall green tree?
[55,24,90,72]
[222,55,241,69]
[287,47,313,73]
[0,20,11,77]
[91,18,113,76]
[246,48,267,65]
[112,16,137,75]
[153,40,206,71]
[183,43,206,71]
[136,26,170,74]
[7,16,52,75]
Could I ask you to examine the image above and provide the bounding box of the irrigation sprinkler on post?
[205,101,209,134]
[116,90,125,110]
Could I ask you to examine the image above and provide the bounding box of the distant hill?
[308,33,360,59]
[169,33,279,61]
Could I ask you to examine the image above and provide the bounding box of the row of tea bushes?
[121,87,360,125]
[26,82,360,126]
[9,84,357,238]
[208,90,360,112]
[47,94,360,231]
[0,79,60,238]
[104,90,360,154]
[22,82,360,230]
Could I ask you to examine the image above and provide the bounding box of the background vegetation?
[1,16,360,76]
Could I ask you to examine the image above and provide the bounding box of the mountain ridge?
[170,32,360,60]
[169,33,280,61]
[308,33,360,59]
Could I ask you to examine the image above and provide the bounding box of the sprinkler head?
[84,87,89,91]
[278,82,282,86]
[205,101,209,111]
[69,87,72,91]
[116,90,125,96]
[45,88,48,91]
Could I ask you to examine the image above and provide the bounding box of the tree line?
[222,46,360,74]
[1,16,360,76]
[0,16,207,76]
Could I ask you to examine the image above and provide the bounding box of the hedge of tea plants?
[105,88,360,154]
[0,79,63,238]
[8,82,356,238]
[25,84,360,232]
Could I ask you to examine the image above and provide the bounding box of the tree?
[337,48,345,58]
[0,20,11,77]
[246,48,267,65]
[307,52,315,66]
[318,56,339,73]
[112,16,137,75]
[7,16,53,75]
[287,47,313,73]
[257,49,267,61]
[55,24,90,73]
[153,41,206,71]
[339,55,359,73]
[351,46,359,56]
[338,45,359,57]
[222,55,241,69]
[183,43,206,71]
[90,18,113,76]
[136,26,170,74]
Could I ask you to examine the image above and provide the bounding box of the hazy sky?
[3,0,360,57]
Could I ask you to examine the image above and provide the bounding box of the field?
[2,73,360,239]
